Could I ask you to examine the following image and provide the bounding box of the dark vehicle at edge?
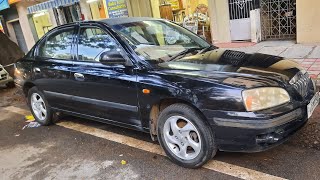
[14,17,319,168]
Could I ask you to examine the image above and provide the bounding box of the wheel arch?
[149,97,208,139]
[23,81,36,97]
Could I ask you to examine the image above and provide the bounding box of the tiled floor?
[294,59,320,78]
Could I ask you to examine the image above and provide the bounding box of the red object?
[214,42,256,48]
[81,14,85,21]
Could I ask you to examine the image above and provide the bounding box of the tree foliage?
[0,31,25,76]
[0,31,25,66]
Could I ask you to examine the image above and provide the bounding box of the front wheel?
[28,87,53,126]
[157,104,217,168]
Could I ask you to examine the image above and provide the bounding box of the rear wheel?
[157,104,217,168]
[28,87,53,126]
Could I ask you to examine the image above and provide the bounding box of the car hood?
[156,49,304,88]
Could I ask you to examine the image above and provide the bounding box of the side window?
[39,28,74,60]
[77,27,118,61]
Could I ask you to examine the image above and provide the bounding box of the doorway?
[11,21,28,53]
[158,0,211,41]
[62,4,80,23]
[228,0,256,41]
[55,3,81,25]
[260,0,296,40]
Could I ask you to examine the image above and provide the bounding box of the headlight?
[242,87,290,112]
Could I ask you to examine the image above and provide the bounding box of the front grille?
[291,73,310,98]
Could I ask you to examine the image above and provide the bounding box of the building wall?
[79,0,93,20]
[0,6,19,44]
[6,21,18,44]
[127,0,153,17]
[90,2,101,20]
[296,0,320,43]
[16,1,38,50]
[208,0,231,43]
[32,11,53,39]
[150,0,161,18]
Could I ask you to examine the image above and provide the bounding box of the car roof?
[45,17,164,36]
[99,17,163,26]
[52,17,163,30]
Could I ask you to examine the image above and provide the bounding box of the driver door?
[69,24,141,127]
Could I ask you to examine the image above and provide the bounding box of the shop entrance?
[62,4,81,23]
[228,0,255,41]
[11,21,28,53]
[32,11,54,39]
[55,3,82,25]
[260,0,296,40]
[158,0,211,42]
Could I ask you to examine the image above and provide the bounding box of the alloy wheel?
[163,115,202,160]
[30,93,47,121]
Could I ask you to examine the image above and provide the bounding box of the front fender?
[136,70,245,129]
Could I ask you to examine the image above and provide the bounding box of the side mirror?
[99,50,126,64]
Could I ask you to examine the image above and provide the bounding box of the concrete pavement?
[1,87,320,180]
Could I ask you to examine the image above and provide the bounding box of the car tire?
[157,103,217,168]
[27,87,53,126]
[6,81,15,88]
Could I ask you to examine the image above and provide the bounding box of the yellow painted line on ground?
[57,121,165,156]
[4,106,30,116]
[5,106,286,180]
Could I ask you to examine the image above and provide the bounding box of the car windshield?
[112,20,212,62]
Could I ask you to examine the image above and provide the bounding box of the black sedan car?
[15,17,319,168]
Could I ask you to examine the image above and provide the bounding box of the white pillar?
[16,1,36,50]
[150,0,161,18]
[208,0,231,43]
[250,9,261,43]
[79,0,93,20]
[48,9,58,27]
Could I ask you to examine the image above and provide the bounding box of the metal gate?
[260,0,296,40]
[228,0,256,41]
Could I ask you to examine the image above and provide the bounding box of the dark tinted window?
[25,46,35,59]
[39,28,74,60]
[77,27,118,61]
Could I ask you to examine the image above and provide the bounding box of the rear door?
[68,24,141,127]
[33,25,77,110]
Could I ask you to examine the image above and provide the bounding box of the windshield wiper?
[167,47,203,62]
[197,45,217,54]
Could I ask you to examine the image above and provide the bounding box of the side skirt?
[51,107,150,133]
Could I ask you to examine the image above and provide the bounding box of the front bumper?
[0,68,13,85]
[203,106,309,152]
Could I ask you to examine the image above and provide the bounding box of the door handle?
[33,67,41,73]
[74,73,85,81]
